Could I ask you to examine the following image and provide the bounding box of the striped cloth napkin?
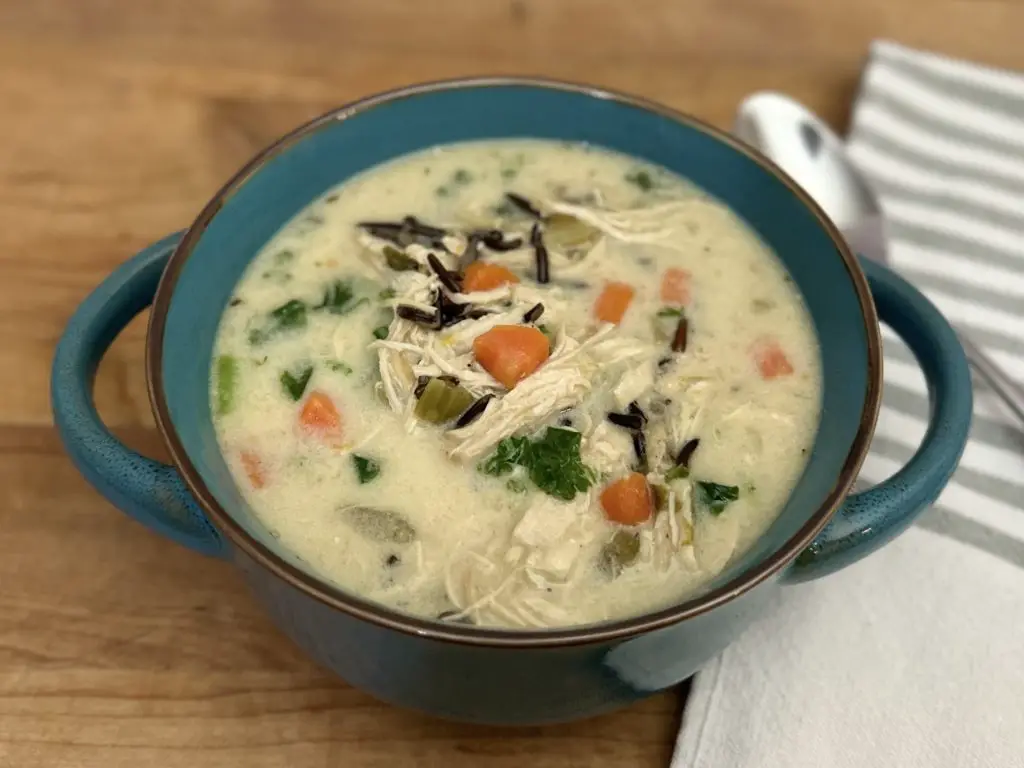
[672,41,1024,767]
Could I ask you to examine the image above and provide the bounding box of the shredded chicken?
[443,493,605,627]
[546,197,732,248]
[445,325,652,462]
[345,192,789,628]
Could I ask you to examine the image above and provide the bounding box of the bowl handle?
[51,232,225,557]
[785,256,973,582]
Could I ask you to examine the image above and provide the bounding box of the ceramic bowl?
[52,78,972,725]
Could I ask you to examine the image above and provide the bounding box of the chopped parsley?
[351,454,382,484]
[697,481,740,515]
[656,306,683,318]
[248,298,308,345]
[480,436,530,477]
[326,360,353,375]
[280,364,314,401]
[314,280,367,315]
[480,427,596,501]
[625,169,655,191]
[372,325,390,340]
[494,200,515,217]
[378,288,397,300]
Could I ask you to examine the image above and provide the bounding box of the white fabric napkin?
[673,41,1024,767]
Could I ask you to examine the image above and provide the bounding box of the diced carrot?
[472,325,551,389]
[593,282,635,325]
[239,450,266,489]
[660,267,691,306]
[462,262,520,292]
[752,337,794,379]
[600,473,654,525]
[299,390,343,436]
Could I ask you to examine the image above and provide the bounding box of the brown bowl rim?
[146,76,882,648]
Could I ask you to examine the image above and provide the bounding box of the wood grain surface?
[2,1,1022,765]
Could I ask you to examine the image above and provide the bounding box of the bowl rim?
[146,75,882,648]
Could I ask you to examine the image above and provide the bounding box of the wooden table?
[3,1,1022,765]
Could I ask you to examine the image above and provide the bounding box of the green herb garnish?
[537,323,555,346]
[696,481,740,515]
[378,288,396,300]
[248,298,309,345]
[261,270,292,283]
[280,364,314,401]
[625,169,655,191]
[372,325,390,340]
[272,299,307,326]
[506,477,528,493]
[526,428,596,501]
[215,355,238,415]
[657,307,683,318]
[480,427,595,501]
[326,360,353,375]
[480,436,530,477]
[665,465,690,482]
[352,454,381,484]
[314,280,367,315]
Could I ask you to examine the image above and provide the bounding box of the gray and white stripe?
[848,40,1024,561]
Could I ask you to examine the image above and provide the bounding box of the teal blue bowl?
[51,78,972,724]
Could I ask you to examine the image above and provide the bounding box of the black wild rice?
[402,215,447,239]
[530,223,549,284]
[427,253,462,294]
[671,315,689,353]
[396,304,439,326]
[478,229,524,252]
[453,393,494,429]
[675,438,700,469]
[632,430,648,473]
[522,303,545,323]
[505,193,542,219]
[628,401,648,424]
[607,411,644,431]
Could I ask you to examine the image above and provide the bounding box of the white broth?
[210,140,822,629]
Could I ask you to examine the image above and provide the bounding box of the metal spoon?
[734,91,1024,426]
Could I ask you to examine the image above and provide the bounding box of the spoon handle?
[957,332,1024,426]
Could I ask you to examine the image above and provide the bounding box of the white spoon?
[734,91,1024,427]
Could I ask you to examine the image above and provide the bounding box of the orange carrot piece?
[600,473,654,526]
[463,262,520,292]
[593,281,635,325]
[752,337,794,379]
[660,267,691,305]
[239,450,266,489]
[299,390,343,435]
[472,325,551,389]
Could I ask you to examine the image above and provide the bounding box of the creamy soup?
[210,139,822,629]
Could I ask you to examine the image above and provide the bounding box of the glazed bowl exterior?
[52,78,973,725]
